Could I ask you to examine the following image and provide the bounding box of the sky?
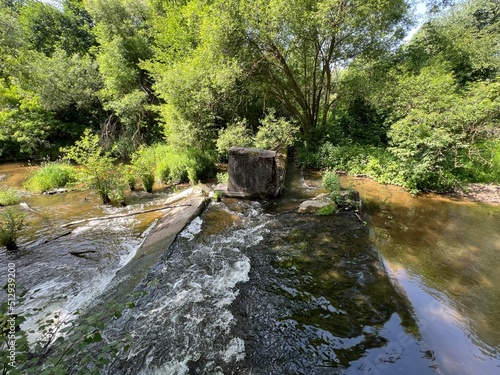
[405,2,428,42]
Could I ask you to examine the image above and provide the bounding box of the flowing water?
[1,163,500,374]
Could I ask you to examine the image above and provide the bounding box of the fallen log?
[61,204,191,228]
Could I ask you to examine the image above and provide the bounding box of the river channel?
[1,162,499,374]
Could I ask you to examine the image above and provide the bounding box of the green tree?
[18,0,95,56]
[84,0,159,155]
[144,0,243,151]
[221,0,412,144]
[0,1,102,159]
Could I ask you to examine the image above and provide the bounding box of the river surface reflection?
[342,176,500,375]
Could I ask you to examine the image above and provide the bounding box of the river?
[1,162,499,374]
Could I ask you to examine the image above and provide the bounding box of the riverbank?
[442,183,500,204]
[304,168,500,205]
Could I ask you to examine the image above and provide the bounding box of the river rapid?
[1,162,499,374]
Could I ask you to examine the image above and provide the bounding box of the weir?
[3,158,500,374]
[85,188,209,315]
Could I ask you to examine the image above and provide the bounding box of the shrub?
[61,129,118,204]
[157,151,189,184]
[123,165,137,191]
[132,144,216,189]
[0,208,25,250]
[216,172,229,185]
[131,145,157,192]
[310,143,408,189]
[322,171,342,204]
[213,190,223,202]
[459,139,500,183]
[24,161,77,193]
[216,119,254,160]
[0,188,21,206]
[254,108,300,150]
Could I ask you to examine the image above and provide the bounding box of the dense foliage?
[0,0,498,192]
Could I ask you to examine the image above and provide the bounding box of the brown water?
[341,176,500,375]
[1,162,500,374]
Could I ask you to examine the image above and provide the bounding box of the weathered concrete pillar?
[226,147,283,198]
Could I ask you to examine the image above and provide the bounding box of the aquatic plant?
[0,188,21,206]
[0,208,25,250]
[213,190,223,202]
[322,170,342,204]
[24,161,77,193]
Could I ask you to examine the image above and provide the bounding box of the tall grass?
[0,188,21,206]
[0,208,25,250]
[131,144,215,190]
[24,161,78,193]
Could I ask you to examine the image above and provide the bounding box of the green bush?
[459,139,500,183]
[131,145,157,192]
[317,204,336,216]
[216,172,229,184]
[0,208,25,250]
[157,151,190,184]
[322,171,342,204]
[131,144,216,188]
[311,143,408,189]
[24,161,77,193]
[61,129,118,204]
[216,119,254,160]
[0,188,21,206]
[254,108,299,150]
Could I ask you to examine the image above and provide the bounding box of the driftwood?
[61,204,191,228]
[70,250,97,257]
[43,231,72,244]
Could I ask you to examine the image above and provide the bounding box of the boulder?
[298,193,336,214]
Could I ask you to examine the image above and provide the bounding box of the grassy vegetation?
[24,161,77,193]
[131,144,216,190]
[322,170,343,204]
[216,172,229,185]
[0,188,21,206]
[0,208,25,250]
[305,141,500,194]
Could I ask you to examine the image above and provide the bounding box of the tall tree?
[84,0,159,154]
[144,0,244,150]
[220,0,412,143]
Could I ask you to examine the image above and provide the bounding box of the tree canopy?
[0,0,498,192]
